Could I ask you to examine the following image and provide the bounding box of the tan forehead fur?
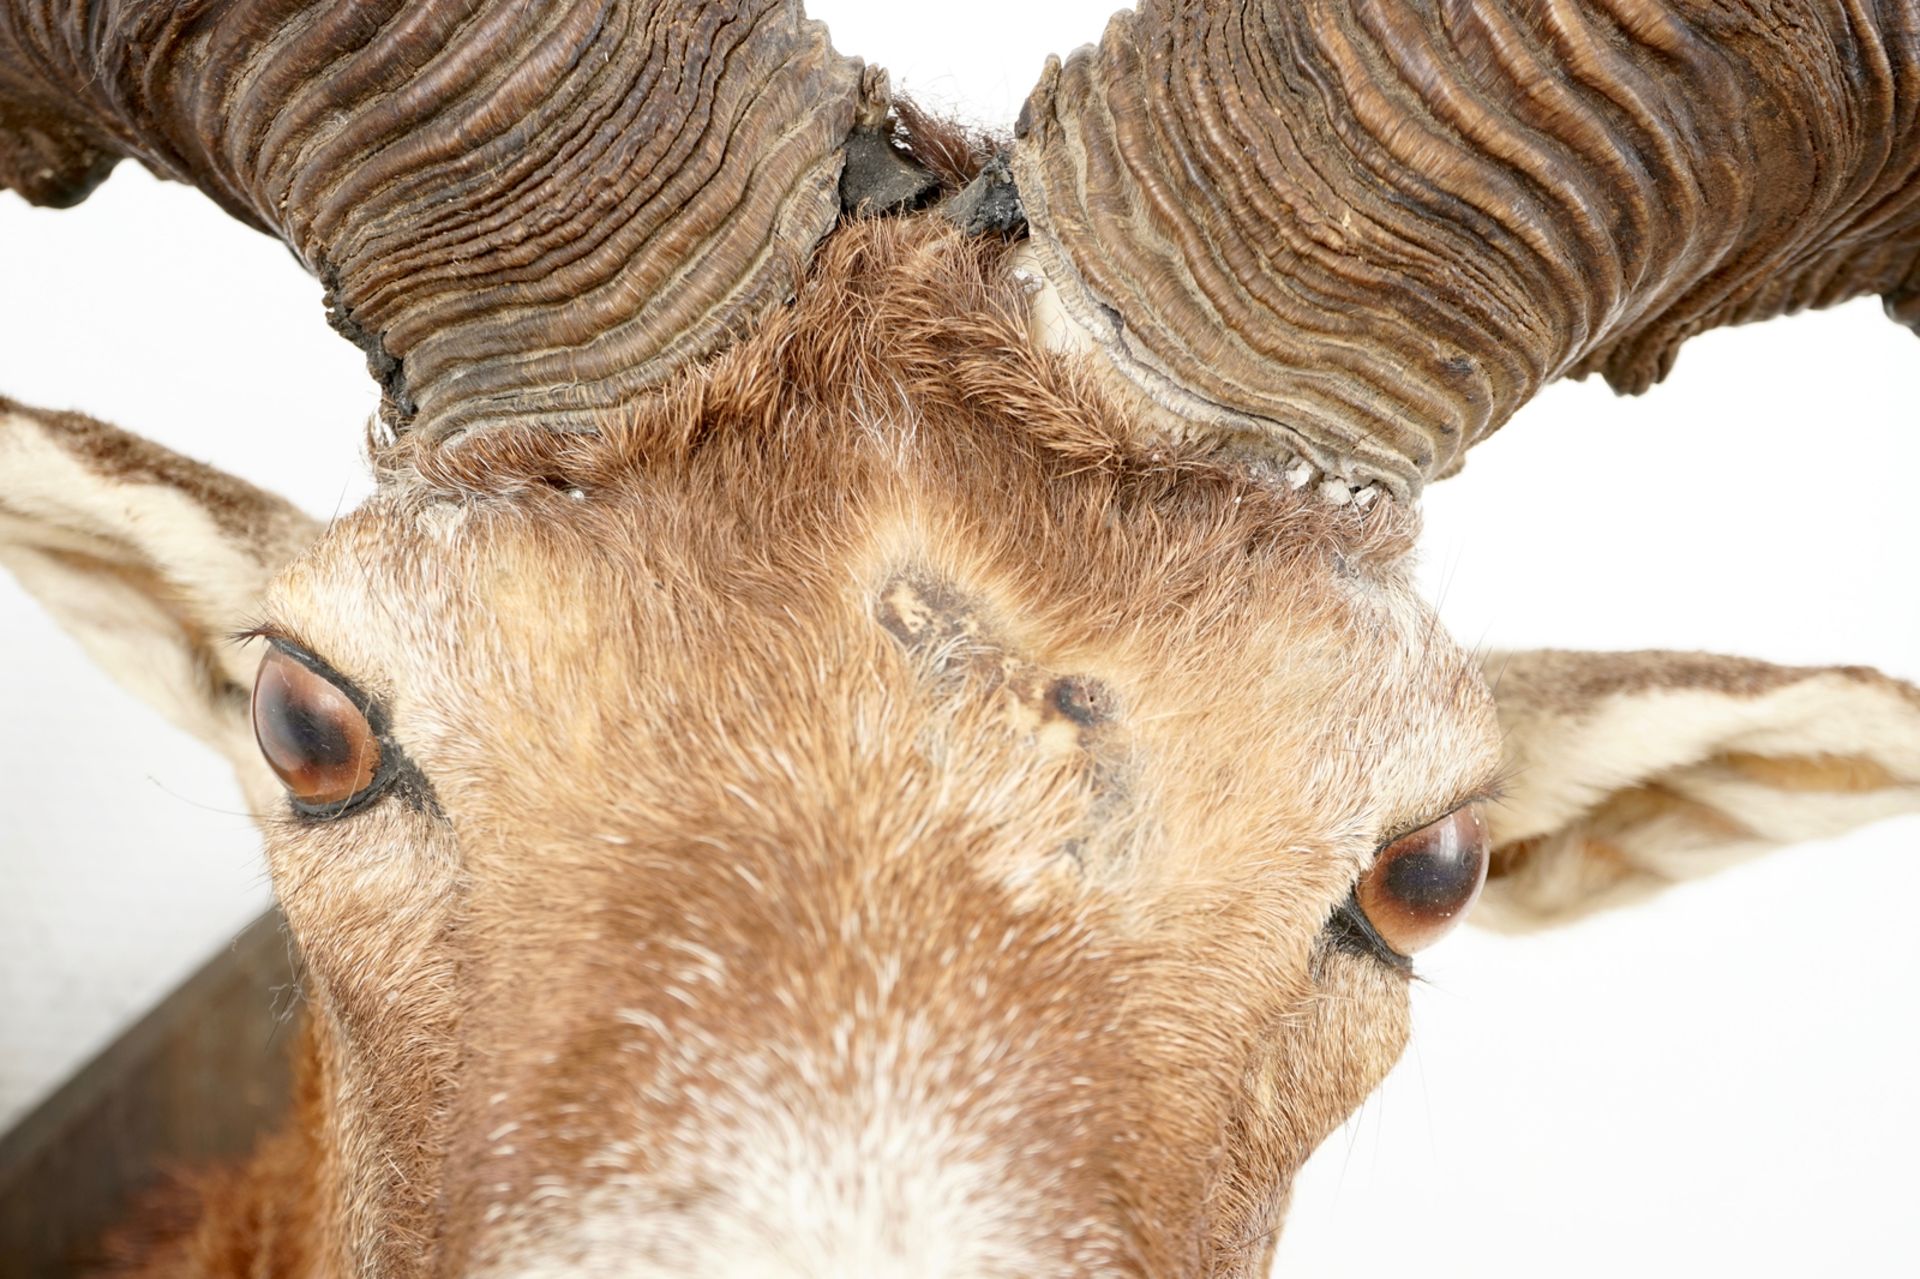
[253,217,1502,1274]
[275,220,1497,899]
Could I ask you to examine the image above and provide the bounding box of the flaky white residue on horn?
[1013,0,1920,499]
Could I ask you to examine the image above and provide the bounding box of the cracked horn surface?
[1013,0,1920,499]
[0,0,861,444]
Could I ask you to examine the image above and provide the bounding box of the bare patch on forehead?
[876,572,990,656]
[874,571,1137,889]
[875,571,1118,757]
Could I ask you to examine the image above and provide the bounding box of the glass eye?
[251,645,383,813]
[1355,805,1491,956]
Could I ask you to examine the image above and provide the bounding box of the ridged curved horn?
[1014,0,1920,499]
[0,0,861,444]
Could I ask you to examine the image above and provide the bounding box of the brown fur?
[35,201,1917,1274]
[1482,648,1908,710]
[4,15,1915,1269]
[5,170,1908,1278]
[76,216,1498,1277]
[889,97,1000,191]
[0,394,298,543]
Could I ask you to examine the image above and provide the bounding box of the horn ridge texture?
[0,0,861,442]
[1015,0,1920,497]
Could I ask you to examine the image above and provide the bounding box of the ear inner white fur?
[0,400,317,790]
[1475,649,1920,929]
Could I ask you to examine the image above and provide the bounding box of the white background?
[1,2,1915,1274]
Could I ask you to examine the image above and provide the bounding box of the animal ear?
[0,397,318,767]
[1476,650,1920,929]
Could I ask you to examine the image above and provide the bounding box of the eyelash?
[1326,895,1414,974]
[1324,791,1504,974]
[249,636,433,822]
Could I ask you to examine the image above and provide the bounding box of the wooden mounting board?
[0,911,296,1278]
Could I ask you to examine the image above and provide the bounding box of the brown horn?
[1013,0,1920,500]
[0,0,861,444]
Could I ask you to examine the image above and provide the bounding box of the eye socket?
[251,644,385,815]
[1353,805,1491,958]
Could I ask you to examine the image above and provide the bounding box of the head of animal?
[4,2,1919,1276]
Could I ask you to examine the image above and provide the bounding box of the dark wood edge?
[0,910,299,1278]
